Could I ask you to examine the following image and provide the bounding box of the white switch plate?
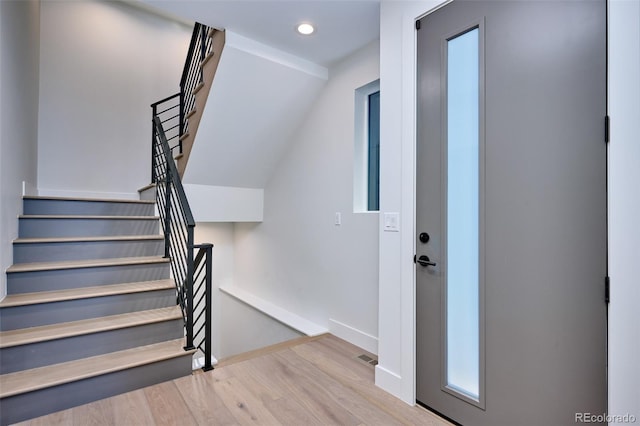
[383,212,400,232]
[335,212,342,226]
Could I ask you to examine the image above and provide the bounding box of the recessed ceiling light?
[296,23,315,36]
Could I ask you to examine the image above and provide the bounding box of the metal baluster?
[203,243,213,371]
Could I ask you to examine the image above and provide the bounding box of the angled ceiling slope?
[137,0,380,67]
[183,31,328,189]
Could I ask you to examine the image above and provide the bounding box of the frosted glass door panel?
[446,28,480,400]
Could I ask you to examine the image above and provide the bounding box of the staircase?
[152,25,224,178]
[0,196,195,425]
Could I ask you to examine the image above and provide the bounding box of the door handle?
[416,255,436,267]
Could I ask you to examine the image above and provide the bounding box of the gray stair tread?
[0,339,194,398]
[23,196,154,205]
[13,235,163,244]
[0,306,181,348]
[0,279,174,307]
[19,215,159,220]
[7,256,169,273]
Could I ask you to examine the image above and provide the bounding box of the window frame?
[354,79,381,213]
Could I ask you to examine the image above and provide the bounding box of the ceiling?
[137,0,380,67]
[183,38,327,188]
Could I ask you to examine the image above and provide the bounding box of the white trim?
[225,31,329,80]
[375,364,413,405]
[219,285,328,337]
[378,0,450,406]
[329,318,378,355]
[22,181,38,197]
[37,188,139,201]
[192,354,218,370]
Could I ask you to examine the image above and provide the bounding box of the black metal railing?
[150,94,180,182]
[150,23,214,181]
[180,23,214,141]
[152,116,213,371]
[149,22,215,371]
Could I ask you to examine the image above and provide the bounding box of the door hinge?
[605,276,610,304]
[605,115,610,143]
[416,19,421,30]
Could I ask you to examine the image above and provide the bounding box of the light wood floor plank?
[71,397,114,426]
[144,380,197,425]
[111,389,156,425]
[248,353,362,425]
[215,334,325,368]
[174,370,239,426]
[292,339,451,426]
[20,334,451,426]
[212,375,282,425]
[275,349,405,426]
[263,395,326,426]
[223,358,286,402]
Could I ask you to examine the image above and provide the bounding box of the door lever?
[416,255,436,267]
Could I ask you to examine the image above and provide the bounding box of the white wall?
[377,0,445,403]
[184,31,327,190]
[232,41,381,352]
[37,0,191,199]
[378,0,640,415]
[184,184,264,223]
[0,0,40,300]
[608,0,640,422]
[194,223,302,359]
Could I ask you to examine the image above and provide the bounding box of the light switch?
[335,212,342,226]
[383,212,400,232]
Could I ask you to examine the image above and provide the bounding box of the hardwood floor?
[16,334,451,426]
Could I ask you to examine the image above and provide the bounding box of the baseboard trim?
[219,285,328,337]
[37,188,139,201]
[192,354,218,370]
[375,364,411,404]
[329,318,378,355]
[22,181,38,197]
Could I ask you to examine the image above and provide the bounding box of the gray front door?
[415,1,607,425]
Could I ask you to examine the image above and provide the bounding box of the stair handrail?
[150,21,215,372]
[179,22,213,148]
[150,23,213,183]
[152,115,213,371]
